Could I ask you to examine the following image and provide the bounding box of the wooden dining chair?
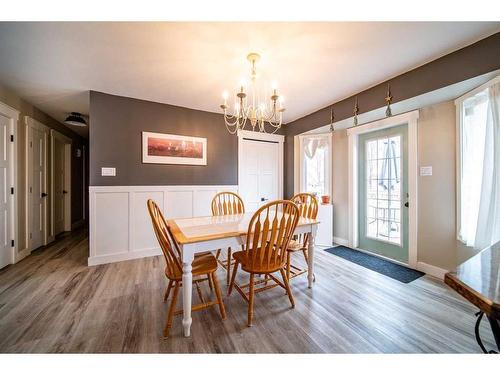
[147,199,226,337]
[286,193,319,281]
[228,199,300,327]
[211,191,245,285]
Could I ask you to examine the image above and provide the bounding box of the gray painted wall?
[90,91,238,186]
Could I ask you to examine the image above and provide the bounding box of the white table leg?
[181,246,194,337]
[308,225,317,288]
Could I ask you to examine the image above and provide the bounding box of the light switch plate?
[420,166,432,176]
[101,167,116,176]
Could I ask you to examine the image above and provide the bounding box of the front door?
[0,114,12,268]
[239,138,279,212]
[358,124,409,263]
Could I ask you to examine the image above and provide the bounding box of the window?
[299,134,331,197]
[457,76,500,249]
[365,135,401,245]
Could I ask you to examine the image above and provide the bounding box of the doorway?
[238,130,283,212]
[50,130,72,238]
[26,116,49,252]
[348,111,418,268]
[0,103,19,268]
[358,125,408,263]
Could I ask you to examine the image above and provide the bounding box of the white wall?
[89,185,238,266]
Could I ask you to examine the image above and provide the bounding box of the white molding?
[238,131,284,200]
[50,129,72,237]
[348,110,419,269]
[293,135,300,194]
[454,74,500,104]
[24,116,49,253]
[89,185,238,192]
[0,101,19,266]
[416,261,448,280]
[89,185,238,266]
[237,129,284,143]
[333,237,349,246]
[14,247,30,263]
[88,247,162,267]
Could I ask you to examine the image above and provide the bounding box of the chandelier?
[220,53,285,134]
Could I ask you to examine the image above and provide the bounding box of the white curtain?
[303,137,328,159]
[474,82,500,250]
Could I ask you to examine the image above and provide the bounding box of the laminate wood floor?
[0,228,495,353]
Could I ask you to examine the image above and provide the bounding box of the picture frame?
[142,131,207,165]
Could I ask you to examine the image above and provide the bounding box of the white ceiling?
[0,22,498,138]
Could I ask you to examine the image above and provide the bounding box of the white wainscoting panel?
[89,185,238,266]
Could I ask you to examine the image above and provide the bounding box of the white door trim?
[0,101,19,265]
[50,129,72,239]
[237,130,284,200]
[25,116,49,252]
[347,110,419,268]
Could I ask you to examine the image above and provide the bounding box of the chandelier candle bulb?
[220,52,285,134]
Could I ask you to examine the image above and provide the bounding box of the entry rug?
[324,246,424,283]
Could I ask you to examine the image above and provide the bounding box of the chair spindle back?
[291,193,319,220]
[244,200,300,270]
[291,193,319,246]
[211,191,245,216]
[147,199,182,277]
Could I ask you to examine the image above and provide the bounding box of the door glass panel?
[364,136,402,245]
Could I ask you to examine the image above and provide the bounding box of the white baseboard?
[14,248,31,263]
[333,236,349,246]
[416,261,448,280]
[88,247,162,266]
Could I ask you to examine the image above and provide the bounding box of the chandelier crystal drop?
[220,53,285,134]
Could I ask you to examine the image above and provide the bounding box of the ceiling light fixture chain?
[220,52,285,135]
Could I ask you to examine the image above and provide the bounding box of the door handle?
[63,190,68,194]
[41,192,47,198]
[404,202,409,208]
[261,197,268,202]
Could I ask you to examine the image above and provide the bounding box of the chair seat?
[233,249,284,274]
[287,239,306,252]
[166,252,217,281]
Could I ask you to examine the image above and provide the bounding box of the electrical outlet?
[101,167,116,176]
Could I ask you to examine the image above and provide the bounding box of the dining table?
[444,241,500,353]
[167,212,319,337]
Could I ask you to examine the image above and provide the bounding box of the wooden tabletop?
[167,212,319,245]
[445,241,500,319]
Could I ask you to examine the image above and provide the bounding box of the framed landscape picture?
[142,131,207,165]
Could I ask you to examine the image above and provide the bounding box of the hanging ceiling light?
[220,53,285,134]
[64,112,87,127]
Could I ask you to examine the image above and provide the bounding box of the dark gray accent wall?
[283,32,500,198]
[90,91,239,186]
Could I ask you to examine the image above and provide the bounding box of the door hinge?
[10,135,14,142]
[11,187,14,195]
[11,240,14,247]
[30,233,32,239]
